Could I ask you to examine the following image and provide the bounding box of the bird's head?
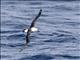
[23,29,28,33]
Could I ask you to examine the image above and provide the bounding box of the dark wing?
[30,9,42,28]
[25,9,42,45]
[25,29,31,45]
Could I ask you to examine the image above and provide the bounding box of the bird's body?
[24,27,38,33]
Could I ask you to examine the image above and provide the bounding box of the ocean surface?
[1,0,80,60]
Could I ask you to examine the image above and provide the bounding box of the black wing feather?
[25,9,42,45]
[30,9,42,28]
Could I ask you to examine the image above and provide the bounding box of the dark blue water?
[1,0,80,60]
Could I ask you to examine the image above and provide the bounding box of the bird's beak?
[22,29,25,32]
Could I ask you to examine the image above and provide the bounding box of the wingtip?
[40,9,42,12]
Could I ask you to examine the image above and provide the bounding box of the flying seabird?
[19,9,42,52]
[24,9,42,46]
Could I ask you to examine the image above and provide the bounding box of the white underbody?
[24,27,38,33]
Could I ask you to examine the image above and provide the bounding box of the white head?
[24,29,28,32]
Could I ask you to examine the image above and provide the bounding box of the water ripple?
[55,54,80,59]
[1,1,80,60]
[19,54,53,60]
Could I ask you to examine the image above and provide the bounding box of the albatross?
[24,9,42,46]
[19,9,42,52]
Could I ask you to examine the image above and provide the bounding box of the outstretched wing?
[25,29,30,45]
[30,9,42,28]
[25,9,42,45]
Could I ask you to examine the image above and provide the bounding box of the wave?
[18,54,80,60]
